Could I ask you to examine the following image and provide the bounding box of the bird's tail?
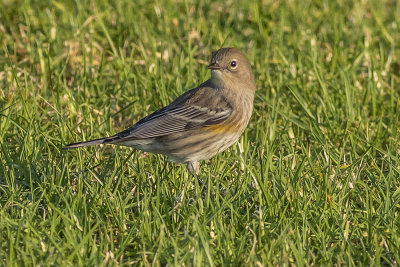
[63,136,116,150]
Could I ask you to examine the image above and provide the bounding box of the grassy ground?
[1,0,400,265]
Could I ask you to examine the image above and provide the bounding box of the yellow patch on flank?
[205,122,239,133]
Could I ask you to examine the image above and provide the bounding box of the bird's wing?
[115,87,232,140]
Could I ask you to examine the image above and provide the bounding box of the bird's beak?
[208,62,221,70]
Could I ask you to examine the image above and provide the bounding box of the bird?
[64,47,256,180]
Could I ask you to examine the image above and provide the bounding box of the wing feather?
[112,84,233,140]
[116,104,232,139]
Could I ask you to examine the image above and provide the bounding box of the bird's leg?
[186,161,202,185]
[186,161,208,199]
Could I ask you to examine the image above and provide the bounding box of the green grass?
[1,0,400,265]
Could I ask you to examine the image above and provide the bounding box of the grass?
[1,0,400,265]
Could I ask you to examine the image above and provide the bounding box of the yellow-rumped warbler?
[64,48,256,177]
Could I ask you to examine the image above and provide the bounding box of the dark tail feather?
[63,136,116,150]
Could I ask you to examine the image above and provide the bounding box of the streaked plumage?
[64,48,256,176]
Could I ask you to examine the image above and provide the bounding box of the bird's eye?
[230,60,237,69]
